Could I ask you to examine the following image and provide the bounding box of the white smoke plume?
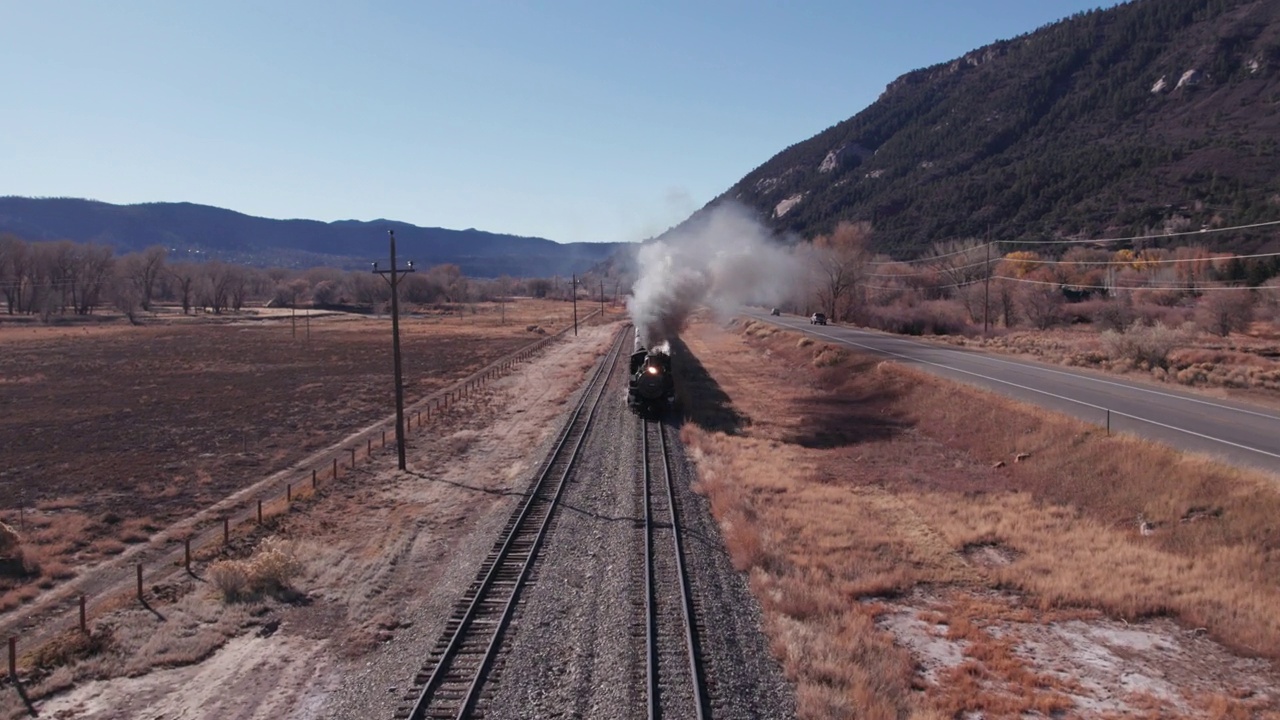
[627,201,804,347]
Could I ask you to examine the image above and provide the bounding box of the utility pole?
[373,230,415,471]
[599,279,605,317]
[571,273,578,336]
[983,229,992,336]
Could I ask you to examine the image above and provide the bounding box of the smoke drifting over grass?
[628,202,804,346]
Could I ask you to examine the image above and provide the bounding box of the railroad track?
[396,325,627,720]
[642,417,710,719]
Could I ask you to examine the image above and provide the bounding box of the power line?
[862,217,1280,268]
[1000,248,1280,267]
[1010,218,1280,246]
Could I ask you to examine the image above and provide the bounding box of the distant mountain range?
[0,197,624,278]
[689,0,1280,257]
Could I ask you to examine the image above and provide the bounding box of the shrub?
[208,560,250,601]
[247,537,302,593]
[1100,321,1188,369]
[209,537,302,602]
[866,299,970,336]
[1134,303,1193,328]
[813,346,847,367]
[0,521,20,558]
[1086,297,1136,331]
[1195,289,1255,337]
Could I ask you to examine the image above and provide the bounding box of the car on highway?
[770,307,780,316]
[810,313,827,325]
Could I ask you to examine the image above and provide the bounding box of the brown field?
[677,316,1280,719]
[1,320,619,719]
[0,299,610,612]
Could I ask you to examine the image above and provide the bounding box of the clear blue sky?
[2,1,1118,244]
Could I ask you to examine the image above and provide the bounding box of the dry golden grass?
[678,317,1280,718]
[964,323,1280,397]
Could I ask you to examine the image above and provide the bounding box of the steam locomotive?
[628,328,675,415]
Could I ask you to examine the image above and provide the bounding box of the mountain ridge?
[0,196,623,278]
[692,0,1280,257]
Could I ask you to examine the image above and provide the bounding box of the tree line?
[0,233,621,323]
[800,222,1280,337]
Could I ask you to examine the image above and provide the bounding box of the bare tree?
[348,272,389,307]
[228,266,253,311]
[926,238,993,319]
[1021,284,1064,329]
[131,246,167,311]
[428,264,468,303]
[108,265,143,324]
[168,262,200,314]
[0,234,29,314]
[274,277,311,308]
[811,221,872,323]
[200,261,237,314]
[75,244,115,315]
[1196,289,1255,337]
[527,278,552,298]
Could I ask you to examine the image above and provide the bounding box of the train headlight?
[646,366,659,375]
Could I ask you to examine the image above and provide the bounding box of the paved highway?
[747,310,1280,477]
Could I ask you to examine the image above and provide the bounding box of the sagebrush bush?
[1099,321,1188,368]
[248,537,302,592]
[208,560,250,601]
[813,346,846,367]
[208,537,302,601]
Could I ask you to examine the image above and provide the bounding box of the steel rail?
[401,325,627,720]
[643,418,709,719]
[659,422,710,719]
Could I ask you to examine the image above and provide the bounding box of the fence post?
[333,457,338,480]
[257,500,263,524]
[7,637,14,680]
[224,517,230,545]
[312,468,317,489]
[349,448,356,467]
[287,483,292,503]
[367,438,372,458]
[1106,409,1111,436]
[79,595,87,633]
[136,564,144,602]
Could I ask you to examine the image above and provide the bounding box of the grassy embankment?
[676,317,1280,719]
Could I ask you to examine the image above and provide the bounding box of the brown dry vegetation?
[1,320,616,720]
[0,299,601,616]
[952,320,1280,401]
[677,316,1280,718]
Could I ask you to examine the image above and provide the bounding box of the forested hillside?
[715,0,1280,257]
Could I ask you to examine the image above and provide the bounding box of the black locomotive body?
[628,330,675,415]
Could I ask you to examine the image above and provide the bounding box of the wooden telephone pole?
[373,230,415,471]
